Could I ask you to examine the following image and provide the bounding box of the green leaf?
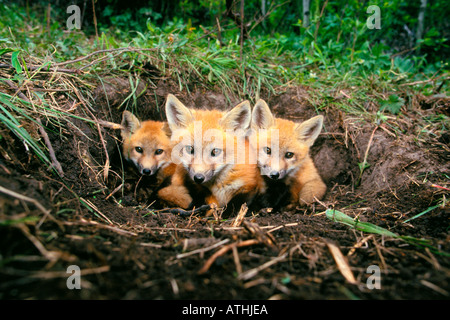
[11,50,22,74]
[0,48,13,56]
[403,203,441,223]
[379,94,404,115]
[325,209,449,256]
[326,209,398,237]
[358,161,370,172]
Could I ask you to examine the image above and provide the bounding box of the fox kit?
[157,94,262,213]
[251,99,326,209]
[120,111,176,187]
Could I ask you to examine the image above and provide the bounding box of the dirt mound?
[0,80,449,300]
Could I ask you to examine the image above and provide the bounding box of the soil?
[0,77,449,301]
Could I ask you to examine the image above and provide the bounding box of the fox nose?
[142,168,152,175]
[193,173,205,184]
[269,171,280,180]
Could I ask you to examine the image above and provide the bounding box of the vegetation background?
[1,0,448,100]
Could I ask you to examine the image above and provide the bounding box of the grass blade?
[402,203,441,223]
[325,209,397,237]
[325,209,450,257]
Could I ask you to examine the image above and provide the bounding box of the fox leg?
[297,179,326,205]
[157,185,193,209]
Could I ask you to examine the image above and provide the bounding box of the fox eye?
[185,145,194,155]
[285,152,294,159]
[211,148,222,157]
[155,149,164,155]
[135,146,143,154]
[263,147,271,155]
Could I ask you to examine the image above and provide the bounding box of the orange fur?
[251,100,326,207]
[121,111,176,187]
[157,94,263,214]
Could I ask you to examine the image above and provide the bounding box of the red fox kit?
[157,94,262,213]
[120,111,176,186]
[251,99,326,208]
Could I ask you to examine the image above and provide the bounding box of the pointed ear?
[165,94,193,130]
[121,111,141,138]
[220,100,251,131]
[294,115,324,146]
[251,99,274,129]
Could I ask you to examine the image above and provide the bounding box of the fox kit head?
[251,99,323,180]
[165,94,251,185]
[121,111,171,176]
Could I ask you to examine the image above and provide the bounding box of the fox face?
[180,140,227,184]
[120,111,171,176]
[165,94,252,186]
[251,99,323,181]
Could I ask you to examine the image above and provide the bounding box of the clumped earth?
[0,75,449,300]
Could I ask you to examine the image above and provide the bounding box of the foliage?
[0,0,448,173]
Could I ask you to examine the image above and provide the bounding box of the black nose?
[194,174,205,184]
[142,168,152,175]
[269,171,280,180]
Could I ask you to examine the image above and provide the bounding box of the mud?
[0,78,449,300]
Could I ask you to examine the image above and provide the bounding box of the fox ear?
[165,94,193,130]
[121,111,141,138]
[251,99,274,129]
[294,115,324,146]
[220,100,251,131]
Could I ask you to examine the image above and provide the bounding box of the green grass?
[0,2,448,177]
[325,209,450,257]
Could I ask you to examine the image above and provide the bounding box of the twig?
[3,79,30,102]
[326,240,357,285]
[176,238,230,259]
[157,204,212,217]
[232,245,242,275]
[420,280,449,297]
[53,47,157,67]
[97,119,123,130]
[231,203,248,227]
[105,183,123,201]
[17,223,59,261]
[79,197,113,225]
[399,76,449,87]
[243,221,277,248]
[0,185,55,230]
[347,234,373,257]
[2,265,110,281]
[79,50,129,71]
[237,252,288,281]
[36,118,64,177]
[63,218,136,236]
[197,239,259,274]
[372,237,387,270]
[0,63,82,74]
[1,47,159,75]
